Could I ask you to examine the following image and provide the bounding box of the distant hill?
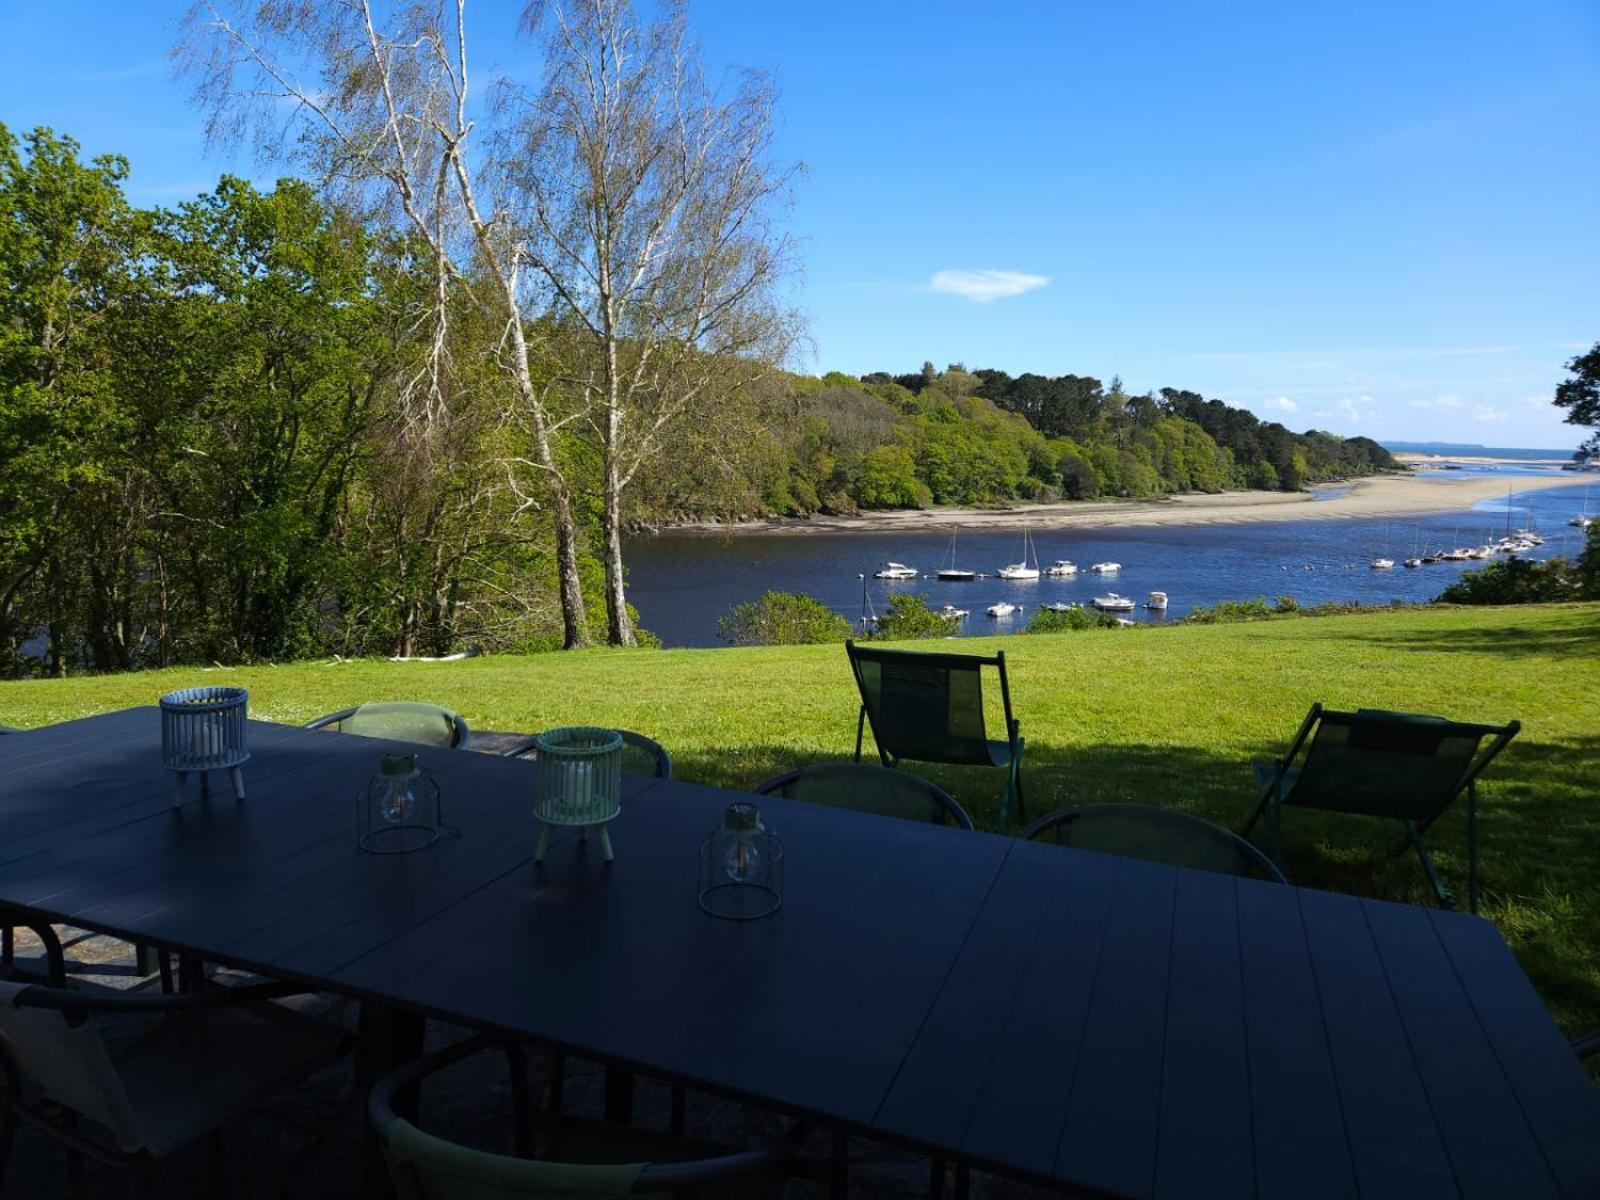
[1383,441,1578,460]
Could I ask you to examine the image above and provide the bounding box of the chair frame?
[500,729,672,780]
[1023,803,1287,883]
[0,911,342,1199]
[305,704,470,749]
[1241,702,1520,913]
[754,763,976,831]
[369,1033,805,1196]
[844,639,1025,832]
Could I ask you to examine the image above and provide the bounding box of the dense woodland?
[637,363,1396,521]
[2,124,1397,677]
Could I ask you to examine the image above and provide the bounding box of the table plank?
[1236,874,1358,1200]
[1298,888,1458,1200]
[1366,901,1560,1200]
[956,844,1120,1180]
[1429,911,1600,1200]
[1153,868,1254,1198]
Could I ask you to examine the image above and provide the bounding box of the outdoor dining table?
[0,707,1596,1199]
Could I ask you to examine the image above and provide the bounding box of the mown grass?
[2,603,1597,1034]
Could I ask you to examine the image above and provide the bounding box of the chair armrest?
[499,734,541,759]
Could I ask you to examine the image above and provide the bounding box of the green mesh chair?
[305,702,470,750]
[755,763,974,830]
[1241,703,1520,912]
[501,730,671,779]
[844,640,1024,833]
[1024,804,1286,882]
[370,1034,802,1199]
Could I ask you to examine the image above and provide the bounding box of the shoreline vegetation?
[648,459,1585,537]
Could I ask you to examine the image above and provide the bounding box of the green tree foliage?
[870,594,960,640]
[1028,606,1119,632]
[0,128,607,677]
[718,591,852,646]
[1436,557,1578,605]
[1554,343,1600,461]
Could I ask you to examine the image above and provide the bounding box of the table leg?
[359,1002,426,1199]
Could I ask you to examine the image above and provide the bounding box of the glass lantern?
[698,802,783,919]
[159,686,249,803]
[533,727,624,863]
[357,753,442,854]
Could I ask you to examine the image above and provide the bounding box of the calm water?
[626,471,1596,647]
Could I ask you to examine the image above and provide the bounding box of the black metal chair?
[305,701,470,749]
[754,763,974,830]
[0,911,354,1198]
[1024,804,1287,883]
[369,1034,803,1197]
[844,640,1024,832]
[501,729,671,779]
[1241,703,1519,911]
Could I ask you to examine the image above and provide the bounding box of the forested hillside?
[635,363,1398,520]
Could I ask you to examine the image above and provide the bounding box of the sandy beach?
[661,464,1585,536]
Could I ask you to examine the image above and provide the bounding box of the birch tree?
[176,0,593,647]
[497,0,800,644]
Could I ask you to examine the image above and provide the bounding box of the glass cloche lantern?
[357,753,442,854]
[698,801,783,919]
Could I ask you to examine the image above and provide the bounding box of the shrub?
[719,591,852,646]
[1028,605,1120,633]
[1436,557,1577,605]
[871,594,961,640]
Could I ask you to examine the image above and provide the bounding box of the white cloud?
[1409,393,1463,411]
[1472,404,1508,422]
[1521,395,1551,411]
[1263,395,1298,413]
[927,269,1049,303]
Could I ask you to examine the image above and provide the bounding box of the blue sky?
[4,1,1598,448]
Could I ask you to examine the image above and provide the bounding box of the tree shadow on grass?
[1318,610,1600,661]
[671,733,1600,1034]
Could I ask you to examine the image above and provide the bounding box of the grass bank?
[2,603,1597,1034]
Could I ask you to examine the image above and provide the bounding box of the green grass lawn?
[3,603,1597,1035]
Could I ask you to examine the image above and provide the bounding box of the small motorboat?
[1369,557,1394,570]
[1044,560,1077,576]
[1115,617,1136,628]
[1403,558,1423,568]
[1042,601,1082,613]
[874,562,918,580]
[1091,592,1135,612]
[985,602,1020,618]
[1144,591,1168,610]
[1089,562,1121,573]
[940,604,970,619]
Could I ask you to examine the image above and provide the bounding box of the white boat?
[1144,591,1168,610]
[1044,559,1077,576]
[1369,558,1394,570]
[1403,558,1423,568]
[1091,592,1135,612]
[1116,618,1137,628]
[1440,549,1470,561]
[873,562,918,580]
[1042,601,1082,613]
[1089,562,1121,573]
[997,527,1041,580]
[940,604,970,619]
[935,532,978,581]
[1571,486,1592,528]
[985,601,1020,618]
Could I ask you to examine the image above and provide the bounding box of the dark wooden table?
[1,708,1596,1199]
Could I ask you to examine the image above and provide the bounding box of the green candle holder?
[533,726,623,863]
